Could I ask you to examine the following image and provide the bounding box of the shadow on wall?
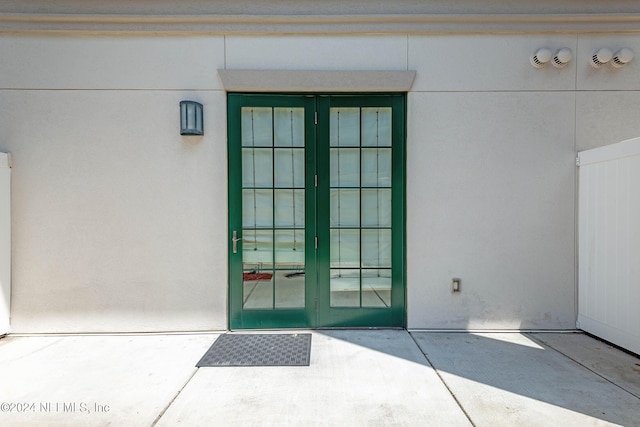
[318,330,640,426]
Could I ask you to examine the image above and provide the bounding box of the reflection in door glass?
[362,269,391,307]
[241,107,306,310]
[330,269,360,307]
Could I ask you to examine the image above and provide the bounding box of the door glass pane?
[274,189,305,228]
[242,148,273,188]
[330,189,360,227]
[330,269,360,307]
[361,108,392,147]
[361,189,391,227]
[242,189,273,228]
[330,108,360,146]
[361,148,391,187]
[361,269,391,307]
[274,230,304,308]
[330,229,360,268]
[242,229,273,269]
[275,270,305,308]
[243,270,273,309]
[275,229,305,265]
[330,148,360,187]
[242,107,273,147]
[243,230,274,309]
[362,229,392,268]
[275,149,305,188]
[274,108,304,147]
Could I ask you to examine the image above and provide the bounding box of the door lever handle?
[232,230,242,254]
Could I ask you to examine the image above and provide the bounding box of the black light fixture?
[180,100,204,135]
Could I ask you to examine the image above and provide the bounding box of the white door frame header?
[217,70,416,93]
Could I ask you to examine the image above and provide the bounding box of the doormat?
[196,333,312,367]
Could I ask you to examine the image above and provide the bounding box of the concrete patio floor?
[0,330,638,426]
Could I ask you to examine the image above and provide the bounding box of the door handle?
[232,230,242,254]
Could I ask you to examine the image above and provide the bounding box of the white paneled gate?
[0,153,9,335]
[578,137,640,355]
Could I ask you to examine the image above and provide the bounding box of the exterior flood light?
[180,101,203,135]
[552,48,573,67]
[590,48,613,68]
[530,48,552,68]
[612,48,634,68]
[531,47,573,68]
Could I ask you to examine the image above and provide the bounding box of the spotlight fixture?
[530,48,552,68]
[552,48,573,68]
[611,48,634,68]
[180,100,204,135]
[590,48,613,68]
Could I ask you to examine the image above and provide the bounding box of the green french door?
[228,94,405,329]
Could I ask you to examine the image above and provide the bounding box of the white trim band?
[3,13,640,34]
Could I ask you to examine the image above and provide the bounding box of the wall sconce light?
[611,48,634,68]
[590,48,613,68]
[530,48,552,68]
[180,101,203,135]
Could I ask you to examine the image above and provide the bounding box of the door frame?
[227,94,316,329]
[227,93,406,329]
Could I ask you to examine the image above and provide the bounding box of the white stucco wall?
[406,35,577,329]
[407,91,576,329]
[0,35,229,332]
[1,30,638,332]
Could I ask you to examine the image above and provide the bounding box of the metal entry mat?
[196,333,312,367]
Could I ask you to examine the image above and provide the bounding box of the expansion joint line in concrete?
[525,334,640,401]
[408,332,477,427]
[151,367,199,426]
